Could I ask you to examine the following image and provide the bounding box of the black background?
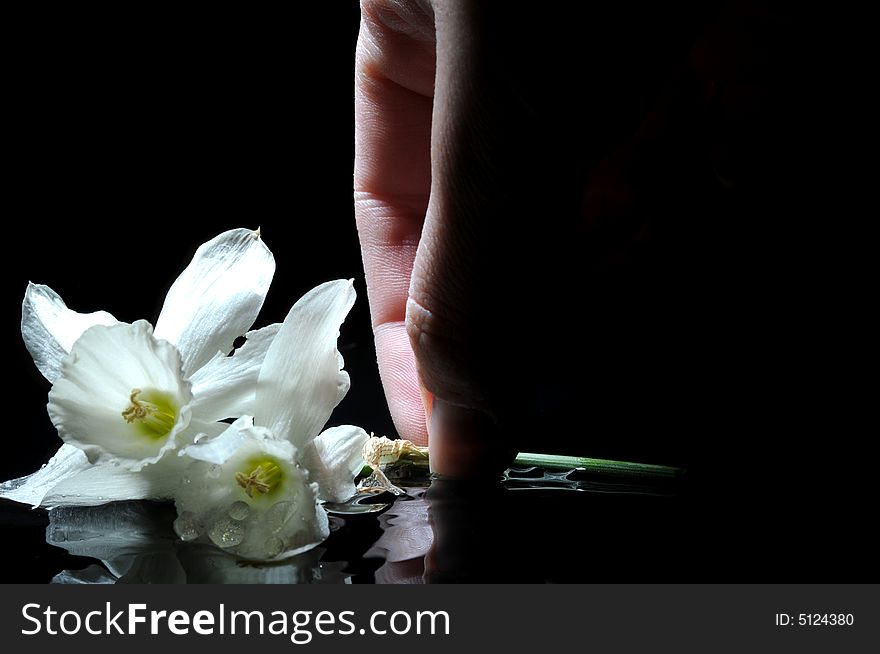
[3,5,380,482]
[1,3,873,581]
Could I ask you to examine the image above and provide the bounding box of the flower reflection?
[39,465,682,584]
[46,501,348,584]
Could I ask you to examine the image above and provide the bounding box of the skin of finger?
[356,1,512,470]
[374,322,428,445]
[354,0,435,444]
[407,1,524,476]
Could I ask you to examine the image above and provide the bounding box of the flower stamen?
[122,388,177,439]
[235,460,283,498]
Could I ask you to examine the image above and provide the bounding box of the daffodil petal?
[255,279,356,448]
[41,456,186,508]
[189,419,228,444]
[306,425,370,503]
[0,444,185,509]
[48,321,193,470]
[180,415,294,465]
[188,323,281,422]
[0,444,90,508]
[180,416,253,465]
[154,228,275,377]
[21,283,117,383]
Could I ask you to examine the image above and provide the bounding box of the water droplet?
[181,476,191,486]
[208,518,244,548]
[265,501,294,533]
[207,464,221,479]
[173,511,201,541]
[228,501,250,521]
[265,536,284,558]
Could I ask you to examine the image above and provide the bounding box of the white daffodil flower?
[173,280,370,560]
[48,320,194,470]
[1,228,276,507]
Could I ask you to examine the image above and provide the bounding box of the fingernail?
[428,399,513,479]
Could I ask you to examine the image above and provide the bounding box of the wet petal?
[154,228,275,376]
[188,323,280,422]
[176,418,328,561]
[0,444,90,507]
[21,283,117,383]
[42,456,186,507]
[180,416,279,466]
[255,279,355,448]
[0,444,186,508]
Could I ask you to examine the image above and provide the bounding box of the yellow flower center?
[121,388,178,440]
[235,458,284,498]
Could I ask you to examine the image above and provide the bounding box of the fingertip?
[374,321,429,446]
[428,399,515,479]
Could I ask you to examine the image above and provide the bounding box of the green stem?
[361,451,684,481]
[514,452,683,480]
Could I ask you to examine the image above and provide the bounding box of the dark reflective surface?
[0,466,688,583]
[424,480,687,583]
